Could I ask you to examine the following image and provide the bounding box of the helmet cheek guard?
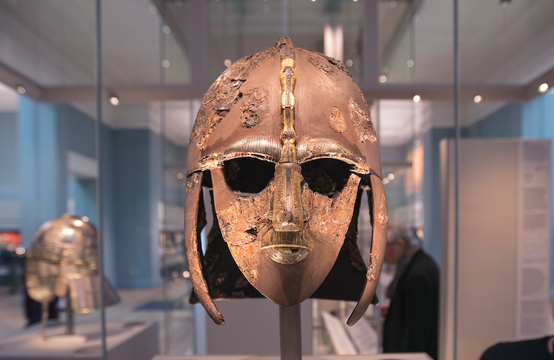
[185,37,387,326]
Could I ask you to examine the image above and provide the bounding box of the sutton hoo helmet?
[25,214,119,314]
[185,37,388,326]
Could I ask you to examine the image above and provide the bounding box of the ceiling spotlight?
[16,85,26,94]
[500,0,511,5]
[413,94,421,102]
[539,83,549,93]
[110,95,120,106]
[388,173,395,180]
[224,59,232,67]
[346,59,353,67]
[379,75,387,83]
[474,95,482,103]
[162,59,170,68]
[407,59,414,68]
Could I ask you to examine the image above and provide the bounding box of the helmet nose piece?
[262,163,311,264]
[271,163,304,232]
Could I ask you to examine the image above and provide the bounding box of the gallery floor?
[0,283,195,356]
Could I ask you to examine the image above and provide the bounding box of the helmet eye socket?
[301,159,353,197]
[223,157,276,195]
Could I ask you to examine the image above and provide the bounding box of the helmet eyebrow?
[192,136,282,174]
[297,138,370,175]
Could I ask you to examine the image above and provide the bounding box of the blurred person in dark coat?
[382,221,439,359]
[480,299,554,360]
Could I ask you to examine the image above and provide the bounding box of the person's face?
[384,238,406,265]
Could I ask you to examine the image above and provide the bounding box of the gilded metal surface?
[329,107,346,133]
[25,214,119,315]
[278,40,297,164]
[349,98,377,144]
[297,138,370,174]
[196,137,281,172]
[184,37,388,326]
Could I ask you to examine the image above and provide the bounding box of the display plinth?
[0,321,158,360]
[153,354,433,360]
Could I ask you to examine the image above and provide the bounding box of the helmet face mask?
[185,37,388,326]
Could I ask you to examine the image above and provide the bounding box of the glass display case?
[0,0,553,359]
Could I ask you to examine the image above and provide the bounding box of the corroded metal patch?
[186,172,202,193]
[378,193,388,227]
[298,48,350,80]
[366,254,380,281]
[215,181,275,286]
[348,98,377,143]
[190,47,275,150]
[216,181,274,247]
[329,107,346,133]
[303,173,361,240]
[240,88,267,128]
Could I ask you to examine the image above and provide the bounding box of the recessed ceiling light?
[110,96,119,106]
[16,85,25,94]
[379,75,387,83]
[474,95,482,103]
[413,95,421,102]
[539,83,549,93]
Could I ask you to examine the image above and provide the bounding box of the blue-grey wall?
[467,102,524,138]
[17,97,67,246]
[110,129,161,288]
[0,112,18,200]
[4,96,171,288]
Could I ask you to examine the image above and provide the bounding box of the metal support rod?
[160,2,171,352]
[453,0,461,359]
[282,0,289,37]
[40,302,49,341]
[66,291,74,335]
[279,305,302,360]
[94,0,107,359]
[363,0,379,86]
